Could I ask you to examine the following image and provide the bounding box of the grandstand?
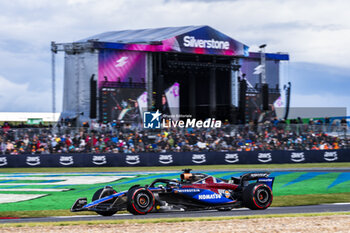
[1,120,348,155]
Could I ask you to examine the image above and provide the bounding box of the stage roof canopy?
[77,25,250,56]
[78,25,205,44]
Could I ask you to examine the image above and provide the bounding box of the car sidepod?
[173,188,236,205]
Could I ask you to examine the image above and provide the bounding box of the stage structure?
[52,26,289,125]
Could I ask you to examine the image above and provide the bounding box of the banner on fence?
[0,150,347,168]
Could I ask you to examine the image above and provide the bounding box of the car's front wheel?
[127,187,155,215]
[92,188,117,216]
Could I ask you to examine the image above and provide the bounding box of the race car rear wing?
[231,172,274,189]
[240,172,270,181]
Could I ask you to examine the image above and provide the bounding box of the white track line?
[0,188,70,192]
[53,213,132,218]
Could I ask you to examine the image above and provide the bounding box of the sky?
[0,0,349,114]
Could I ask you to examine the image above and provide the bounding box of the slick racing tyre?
[242,183,273,210]
[127,187,155,215]
[92,188,117,216]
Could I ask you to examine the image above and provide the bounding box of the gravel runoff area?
[1,215,350,233]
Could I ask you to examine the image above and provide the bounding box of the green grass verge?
[271,193,350,206]
[0,210,96,218]
[0,193,349,218]
[0,162,350,173]
[1,212,350,228]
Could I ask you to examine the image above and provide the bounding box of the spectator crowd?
[0,120,348,155]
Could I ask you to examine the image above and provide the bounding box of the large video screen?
[240,59,280,90]
[98,50,146,88]
[240,59,281,122]
[100,87,145,123]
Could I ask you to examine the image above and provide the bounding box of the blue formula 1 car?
[71,169,274,216]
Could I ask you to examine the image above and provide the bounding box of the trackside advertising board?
[0,150,347,167]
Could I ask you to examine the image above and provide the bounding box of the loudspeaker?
[90,75,97,119]
[238,79,247,123]
[262,83,269,111]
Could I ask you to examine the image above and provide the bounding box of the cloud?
[292,93,350,108]
[0,0,349,112]
[0,75,60,112]
[285,62,350,96]
[1,0,349,67]
[291,93,350,117]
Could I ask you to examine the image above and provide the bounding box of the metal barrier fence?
[0,123,349,140]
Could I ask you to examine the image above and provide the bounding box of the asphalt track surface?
[1,203,349,224]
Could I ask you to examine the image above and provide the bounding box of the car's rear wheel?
[92,188,117,216]
[242,183,273,210]
[127,187,155,215]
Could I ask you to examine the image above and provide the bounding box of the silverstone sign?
[175,26,248,56]
[183,36,230,50]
